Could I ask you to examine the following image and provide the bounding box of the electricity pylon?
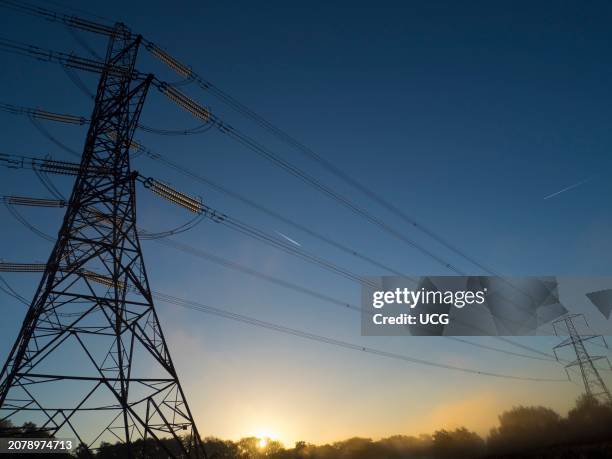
[553,314,612,405]
[0,23,205,457]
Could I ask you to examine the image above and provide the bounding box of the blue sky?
[0,0,611,445]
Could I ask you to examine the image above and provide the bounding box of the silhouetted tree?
[432,427,485,458]
[237,436,261,458]
[563,395,612,443]
[204,437,241,458]
[488,405,563,455]
[6,396,610,458]
[378,434,432,458]
[0,419,13,435]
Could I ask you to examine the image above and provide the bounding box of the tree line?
[1,395,611,458]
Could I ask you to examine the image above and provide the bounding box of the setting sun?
[254,428,279,449]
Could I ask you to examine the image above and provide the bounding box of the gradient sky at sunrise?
[1,0,612,447]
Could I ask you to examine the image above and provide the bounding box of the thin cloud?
[544,175,596,200]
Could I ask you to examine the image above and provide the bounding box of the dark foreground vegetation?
[1,396,611,458]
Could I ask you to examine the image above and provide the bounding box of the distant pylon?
[553,314,612,405]
[0,23,205,458]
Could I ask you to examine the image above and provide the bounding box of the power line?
[151,238,561,363]
[0,2,596,444]
[0,0,573,319]
[0,30,468,276]
[137,146,408,276]
[0,8,580,362]
[150,290,567,383]
[1,101,409,277]
[0,151,569,366]
[0,273,567,383]
[0,200,564,365]
[0,154,382,289]
[208,115,464,274]
[47,32,547,316]
[0,274,29,305]
[0,100,546,330]
[0,43,536,332]
[0,147,554,366]
[30,116,81,158]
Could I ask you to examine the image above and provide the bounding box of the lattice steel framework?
[553,314,612,405]
[0,23,205,458]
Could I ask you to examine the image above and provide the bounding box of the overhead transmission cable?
[0,274,29,305]
[50,25,549,327]
[0,2,592,388]
[0,108,552,356]
[0,199,562,363]
[0,33,535,314]
[0,263,567,383]
[0,146,552,359]
[0,184,559,364]
[2,103,543,332]
[139,39,501,276]
[140,150,407,276]
[150,291,568,383]
[0,36,134,76]
[0,1,553,314]
[0,0,116,35]
[0,98,555,358]
[30,116,81,158]
[152,237,561,363]
[1,102,407,277]
[56,58,213,136]
[0,30,467,276]
[0,15,563,357]
[152,291,603,380]
[0,153,378,290]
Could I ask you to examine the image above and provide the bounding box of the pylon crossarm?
[14,374,177,382]
[554,337,574,349]
[553,313,582,325]
[576,335,608,345]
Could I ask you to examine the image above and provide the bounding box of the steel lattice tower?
[0,23,205,457]
[553,314,612,405]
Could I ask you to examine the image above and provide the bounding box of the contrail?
[275,230,301,247]
[544,175,595,200]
